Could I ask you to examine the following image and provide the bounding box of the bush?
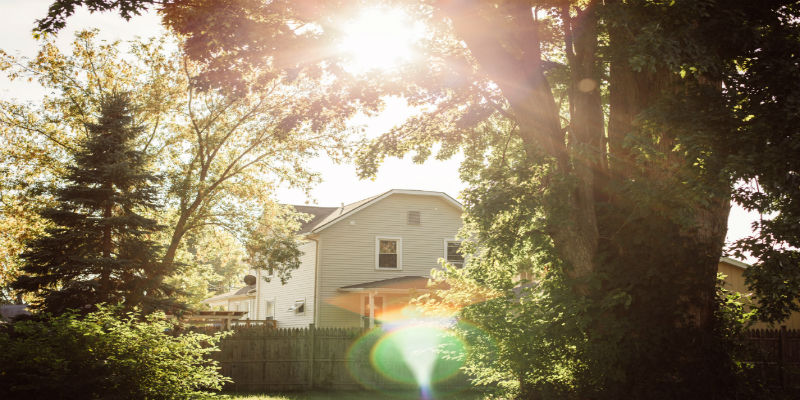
[0,306,230,400]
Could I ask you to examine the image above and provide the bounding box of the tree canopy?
[1,30,353,303]
[24,0,800,397]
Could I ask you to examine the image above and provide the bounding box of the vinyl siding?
[315,193,462,327]
[253,240,316,328]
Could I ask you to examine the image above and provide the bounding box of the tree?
[1,31,351,297]
[167,226,248,307]
[33,0,800,397]
[12,93,173,314]
[1,31,180,293]
[244,204,305,285]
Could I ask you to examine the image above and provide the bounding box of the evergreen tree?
[13,93,174,314]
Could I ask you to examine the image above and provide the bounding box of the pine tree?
[13,93,175,314]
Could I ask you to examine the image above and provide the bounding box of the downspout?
[254,268,261,319]
[307,234,321,326]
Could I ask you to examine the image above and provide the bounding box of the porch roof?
[186,310,248,317]
[203,284,256,304]
[339,276,432,292]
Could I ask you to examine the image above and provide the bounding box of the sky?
[0,0,465,206]
[0,0,758,260]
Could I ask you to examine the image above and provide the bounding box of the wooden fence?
[212,325,800,394]
[742,326,800,390]
[212,324,470,393]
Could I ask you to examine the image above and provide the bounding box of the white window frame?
[264,298,276,320]
[375,236,403,270]
[443,239,465,268]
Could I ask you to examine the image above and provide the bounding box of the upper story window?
[445,240,464,268]
[376,237,402,270]
[407,211,421,225]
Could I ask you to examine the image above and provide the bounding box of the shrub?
[0,306,230,400]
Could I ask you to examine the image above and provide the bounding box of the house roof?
[339,276,432,291]
[299,189,462,235]
[291,205,339,233]
[720,256,751,270]
[203,285,256,304]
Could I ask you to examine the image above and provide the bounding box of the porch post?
[369,291,375,329]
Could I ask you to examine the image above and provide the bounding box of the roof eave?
[338,287,428,293]
[720,256,751,270]
[203,293,254,304]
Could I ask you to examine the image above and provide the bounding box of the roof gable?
[307,189,462,234]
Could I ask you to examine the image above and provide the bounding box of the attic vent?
[407,211,421,225]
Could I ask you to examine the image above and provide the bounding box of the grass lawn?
[227,389,486,399]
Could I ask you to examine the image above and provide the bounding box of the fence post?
[780,325,787,389]
[307,323,316,390]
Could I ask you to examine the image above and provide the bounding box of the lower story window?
[265,300,275,319]
[288,299,305,315]
[446,240,464,268]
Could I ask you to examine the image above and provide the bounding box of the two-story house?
[206,190,800,331]
[205,189,464,328]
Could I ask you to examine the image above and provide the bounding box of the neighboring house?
[204,189,464,328]
[204,284,257,316]
[0,304,29,323]
[718,256,800,330]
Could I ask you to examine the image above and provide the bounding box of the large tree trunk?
[441,1,601,283]
[605,21,731,333]
[441,0,733,395]
[587,18,734,395]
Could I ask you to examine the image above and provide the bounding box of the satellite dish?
[243,275,257,286]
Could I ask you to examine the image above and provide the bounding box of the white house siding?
[315,193,463,327]
[253,240,317,328]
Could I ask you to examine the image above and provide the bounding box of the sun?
[337,7,425,73]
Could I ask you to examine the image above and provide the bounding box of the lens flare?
[336,6,426,73]
[371,322,464,386]
[345,318,490,399]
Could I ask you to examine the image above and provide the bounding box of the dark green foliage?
[724,2,800,324]
[0,305,230,400]
[35,0,157,35]
[12,93,175,314]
